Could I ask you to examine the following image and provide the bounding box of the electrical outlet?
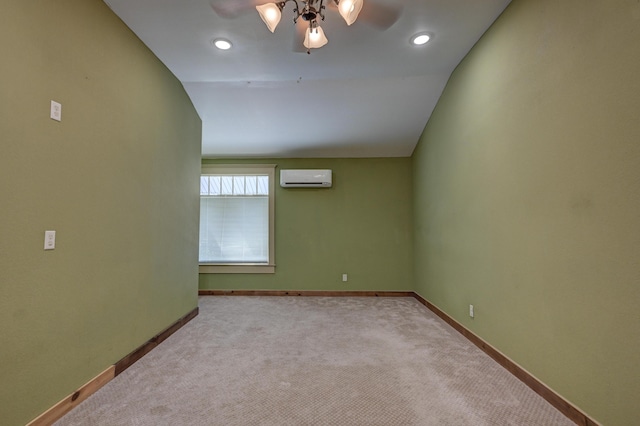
[342,273,348,282]
[50,101,62,121]
[44,230,56,250]
[469,304,474,318]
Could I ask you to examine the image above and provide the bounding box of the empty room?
[1,0,638,425]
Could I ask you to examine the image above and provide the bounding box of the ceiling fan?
[210,0,402,53]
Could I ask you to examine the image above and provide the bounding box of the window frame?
[199,164,276,274]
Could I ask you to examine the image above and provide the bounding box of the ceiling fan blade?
[358,1,403,30]
[209,0,263,19]
[292,19,308,53]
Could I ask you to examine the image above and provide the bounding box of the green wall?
[199,158,413,292]
[412,0,640,424]
[4,0,638,424]
[0,2,202,425]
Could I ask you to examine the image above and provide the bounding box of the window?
[199,165,276,274]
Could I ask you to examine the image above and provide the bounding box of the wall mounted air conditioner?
[280,169,332,188]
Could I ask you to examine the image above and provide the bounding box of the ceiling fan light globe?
[338,0,363,25]
[256,3,282,33]
[303,26,329,49]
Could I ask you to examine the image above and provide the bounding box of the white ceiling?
[103,0,511,158]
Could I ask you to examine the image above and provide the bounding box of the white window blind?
[199,174,270,264]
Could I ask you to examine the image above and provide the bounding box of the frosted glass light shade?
[256,3,282,33]
[303,26,329,49]
[337,0,363,25]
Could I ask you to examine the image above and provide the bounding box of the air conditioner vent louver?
[280,169,332,188]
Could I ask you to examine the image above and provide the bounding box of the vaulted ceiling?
[104,0,511,157]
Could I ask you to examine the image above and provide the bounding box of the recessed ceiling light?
[212,38,232,50]
[411,32,431,46]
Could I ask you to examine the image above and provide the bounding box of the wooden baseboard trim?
[29,306,199,425]
[199,290,414,297]
[411,292,599,426]
[26,366,115,426]
[114,307,199,376]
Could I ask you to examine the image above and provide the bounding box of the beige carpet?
[55,296,573,425]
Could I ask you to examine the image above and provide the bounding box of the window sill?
[199,264,275,274]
